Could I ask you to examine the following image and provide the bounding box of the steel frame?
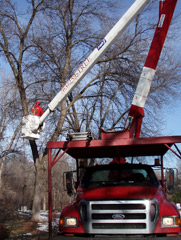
[47,135,181,236]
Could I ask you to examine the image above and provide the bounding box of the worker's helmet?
[36,101,40,105]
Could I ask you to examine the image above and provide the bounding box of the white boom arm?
[22,0,150,139]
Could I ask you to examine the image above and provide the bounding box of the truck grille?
[80,200,159,234]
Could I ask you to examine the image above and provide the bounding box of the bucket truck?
[46,0,181,238]
[21,0,150,139]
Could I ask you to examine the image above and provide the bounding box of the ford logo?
[112,214,125,219]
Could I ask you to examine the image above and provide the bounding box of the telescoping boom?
[125,0,177,138]
[22,0,150,139]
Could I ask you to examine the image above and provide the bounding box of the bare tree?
[1,153,34,210]
[0,72,22,192]
[0,0,46,221]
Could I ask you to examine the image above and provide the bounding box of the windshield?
[80,164,159,188]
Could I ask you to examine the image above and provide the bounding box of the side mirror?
[65,172,74,196]
[166,168,178,195]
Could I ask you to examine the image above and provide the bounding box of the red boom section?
[145,0,177,70]
[127,0,177,138]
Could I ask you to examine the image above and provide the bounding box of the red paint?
[31,101,43,116]
[145,0,177,70]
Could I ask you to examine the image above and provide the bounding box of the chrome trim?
[80,199,159,234]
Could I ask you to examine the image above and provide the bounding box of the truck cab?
[60,162,181,237]
[45,132,181,238]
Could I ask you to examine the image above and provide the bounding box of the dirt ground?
[0,208,53,240]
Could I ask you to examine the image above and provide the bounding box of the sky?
[163,0,181,137]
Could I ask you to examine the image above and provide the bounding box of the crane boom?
[125,0,177,138]
[22,0,150,139]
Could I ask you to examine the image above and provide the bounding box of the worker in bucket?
[31,101,43,116]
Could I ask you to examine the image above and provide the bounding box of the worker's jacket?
[31,104,43,116]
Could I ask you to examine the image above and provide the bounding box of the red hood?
[77,185,164,202]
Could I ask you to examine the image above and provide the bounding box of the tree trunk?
[42,192,47,211]
[31,156,46,221]
[0,160,4,193]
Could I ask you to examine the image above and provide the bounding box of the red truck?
[47,131,181,238]
[21,0,180,238]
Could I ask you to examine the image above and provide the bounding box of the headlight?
[162,217,174,226]
[60,217,78,227]
[162,216,181,227]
